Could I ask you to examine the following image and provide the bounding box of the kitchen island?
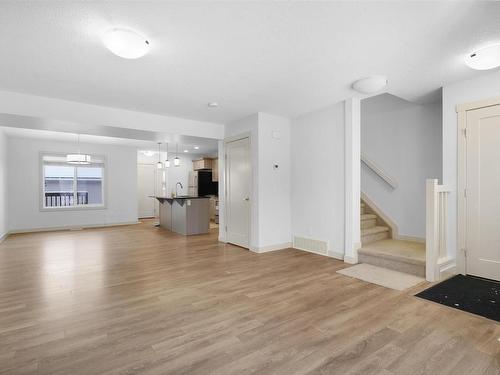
[154,196,210,235]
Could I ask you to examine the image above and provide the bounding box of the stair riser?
[361,218,377,229]
[361,231,389,245]
[360,207,365,215]
[358,253,425,277]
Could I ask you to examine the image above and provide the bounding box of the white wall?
[257,113,291,249]
[0,129,7,240]
[137,152,193,196]
[443,69,500,261]
[361,94,442,239]
[223,112,291,251]
[291,102,345,258]
[7,137,138,232]
[0,90,224,140]
[344,98,361,262]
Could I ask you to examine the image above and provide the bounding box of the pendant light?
[164,143,170,168]
[67,134,91,164]
[174,143,180,167]
[156,142,163,169]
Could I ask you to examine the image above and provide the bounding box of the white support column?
[217,139,226,243]
[344,97,361,264]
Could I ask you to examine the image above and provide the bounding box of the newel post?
[425,179,439,282]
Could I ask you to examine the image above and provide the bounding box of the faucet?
[176,182,183,197]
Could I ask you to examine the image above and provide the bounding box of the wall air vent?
[293,236,328,256]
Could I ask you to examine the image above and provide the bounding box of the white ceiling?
[0,1,499,124]
[0,126,218,156]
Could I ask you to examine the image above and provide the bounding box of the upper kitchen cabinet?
[192,158,213,171]
[212,158,219,182]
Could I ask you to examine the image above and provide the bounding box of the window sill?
[40,204,106,212]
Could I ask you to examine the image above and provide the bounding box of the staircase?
[359,200,425,277]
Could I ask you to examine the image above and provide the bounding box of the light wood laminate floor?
[0,221,498,374]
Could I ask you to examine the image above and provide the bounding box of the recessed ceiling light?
[183,149,189,153]
[194,146,199,150]
[141,150,155,157]
[102,28,150,59]
[352,76,388,94]
[208,102,219,108]
[465,44,500,70]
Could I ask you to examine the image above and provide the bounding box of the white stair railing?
[426,179,451,282]
[361,153,398,189]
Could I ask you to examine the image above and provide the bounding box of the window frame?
[39,152,107,212]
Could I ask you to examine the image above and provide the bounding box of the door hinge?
[225,225,228,232]
[464,189,467,198]
[461,248,467,258]
[463,128,467,138]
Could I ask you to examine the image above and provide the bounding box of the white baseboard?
[329,251,345,260]
[343,255,358,264]
[8,221,140,235]
[251,242,292,254]
[0,232,8,244]
[291,245,345,260]
[343,241,360,264]
[439,259,456,280]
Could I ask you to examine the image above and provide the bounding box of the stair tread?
[361,214,377,220]
[361,226,389,236]
[359,239,425,265]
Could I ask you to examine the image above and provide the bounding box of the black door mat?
[415,274,500,322]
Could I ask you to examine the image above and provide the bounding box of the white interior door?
[225,137,251,248]
[466,104,500,281]
[137,164,157,218]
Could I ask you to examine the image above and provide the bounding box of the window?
[41,154,105,210]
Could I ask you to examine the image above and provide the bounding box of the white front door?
[225,137,251,248]
[466,104,500,281]
[137,164,157,218]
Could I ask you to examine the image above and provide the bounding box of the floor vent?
[293,236,328,256]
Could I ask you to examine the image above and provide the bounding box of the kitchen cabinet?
[212,158,219,182]
[192,158,213,171]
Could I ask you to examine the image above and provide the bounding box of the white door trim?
[456,96,500,275]
[224,133,252,249]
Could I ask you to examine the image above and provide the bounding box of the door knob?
[244,197,250,201]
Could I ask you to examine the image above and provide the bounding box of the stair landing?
[358,239,425,277]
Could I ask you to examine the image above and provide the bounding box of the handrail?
[361,152,398,189]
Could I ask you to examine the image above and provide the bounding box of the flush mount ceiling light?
[194,146,199,150]
[207,102,219,108]
[183,149,189,153]
[67,134,91,164]
[465,44,500,70]
[102,28,150,59]
[352,75,388,94]
[141,150,155,157]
